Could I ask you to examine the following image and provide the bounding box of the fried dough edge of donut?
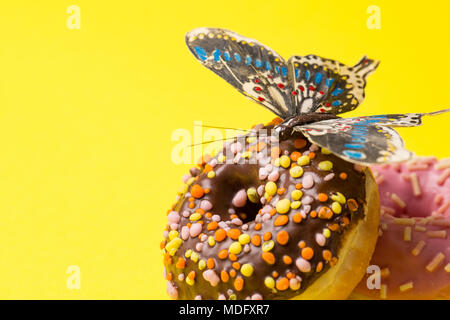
[292,168,380,300]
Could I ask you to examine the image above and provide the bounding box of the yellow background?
[0,1,448,299]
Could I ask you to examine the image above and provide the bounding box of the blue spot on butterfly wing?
[325,78,334,87]
[295,69,299,79]
[281,67,287,77]
[343,150,365,159]
[234,53,241,63]
[275,65,280,74]
[194,46,207,61]
[331,88,344,96]
[305,70,310,81]
[314,73,323,84]
[213,49,221,62]
[331,100,341,106]
[265,61,271,70]
[245,55,252,65]
[344,143,365,149]
[223,51,231,62]
[254,59,262,68]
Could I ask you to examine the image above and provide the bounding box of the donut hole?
[234,200,262,224]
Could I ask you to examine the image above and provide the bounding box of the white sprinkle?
[391,193,406,208]
[409,173,421,197]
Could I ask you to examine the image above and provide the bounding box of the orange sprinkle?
[318,207,333,219]
[234,277,244,291]
[263,232,272,241]
[227,229,241,240]
[277,187,285,195]
[276,277,289,291]
[323,250,332,261]
[188,197,195,202]
[166,272,173,281]
[188,271,196,280]
[301,247,314,260]
[286,272,295,279]
[318,193,328,202]
[339,172,348,180]
[218,249,228,260]
[204,164,213,172]
[256,142,267,152]
[308,152,316,159]
[298,240,306,249]
[221,270,229,283]
[232,262,241,270]
[269,208,277,216]
[283,255,292,265]
[271,147,281,159]
[160,241,166,249]
[261,252,276,265]
[176,257,186,269]
[276,230,289,245]
[195,208,205,215]
[254,223,262,231]
[294,138,307,149]
[310,210,317,218]
[205,212,212,219]
[204,188,211,194]
[274,215,289,226]
[251,235,261,246]
[188,202,195,209]
[347,199,359,211]
[214,229,227,242]
[272,271,279,278]
[290,151,301,161]
[342,217,350,225]
[329,223,339,231]
[292,213,303,223]
[295,183,303,189]
[207,221,218,231]
[229,253,238,261]
[229,269,237,278]
[330,257,338,266]
[207,258,215,269]
[230,214,238,220]
[316,261,323,273]
[187,223,192,228]
[271,117,283,125]
[190,184,204,198]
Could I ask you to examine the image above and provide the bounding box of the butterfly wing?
[295,110,450,164]
[186,28,294,118]
[287,55,379,114]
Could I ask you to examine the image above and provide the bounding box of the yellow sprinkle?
[274,158,280,167]
[289,166,304,178]
[229,294,237,300]
[321,147,331,154]
[290,201,301,209]
[404,227,412,242]
[262,240,275,252]
[264,276,275,289]
[318,161,333,171]
[323,228,331,238]
[291,190,303,201]
[208,236,216,247]
[178,184,188,194]
[238,233,251,245]
[445,263,450,273]
[184,249,192,258]
[218,155,226,163]
[207,171,216,178]
[190,213,202,221]
[187,177,195,185]
[241,264,254,277]
[247,187,259,203]
[331,192,346,204]
[168,230,179,240]
[247,136,256,143]
[165,237,182,256]
[198,259,206,270]
[380,284,387,299]
[399,281,413,292]
[276,199,291,214]
[279,155,291,168]
[186,277,195,286]
[190,252,199,262]
[297,155,310,166]
[265,181,277,196]
[241,151,252,159]
[331,202,342,214]
[229,242,242,254]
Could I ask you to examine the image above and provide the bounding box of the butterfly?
[185,27,449,165]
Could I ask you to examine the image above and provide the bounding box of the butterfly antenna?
[186,134,258,148]
[427,108,450,116]
[194,123,252,132]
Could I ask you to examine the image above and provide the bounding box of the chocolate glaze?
[164,122,367,300]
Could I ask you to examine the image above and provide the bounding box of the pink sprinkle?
[262,213,271,222]
[230,142,242,154]
[301,205,311,215]
[166,281,178,299]
[296,258,311,273]
[178,273,184,281]
[259,168,268,180]
[181,226,189,240]
[182,210,190,218]
[200,234,208,242]
[257,185,265,196]
[309,144,319,152]
[170,223,179,230]
[265,164,273,172]
[302,196,314,205]
[196,242,203,251]
[212,214,221,222]
[195,295,202,300]
[315,233,326,246]
[302,174,314,189]
[268,170,280,182]
[218,294,226,300]
[251,293,263,300]
[209,158,218,168]
[200,200,213,211]
[182,174,191,183]
[437,168,450,185]
[434,194,444,205]
[167,211,180,224]
[324,173,335,181]
[437,200,450,214]
[189,223,202,237]
[232,189,247,207]
[231,218,243,226]
[354,164,366,172]
[202,270,220,287]
[289,278,301,290]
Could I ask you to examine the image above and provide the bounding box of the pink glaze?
[354,157,450,299]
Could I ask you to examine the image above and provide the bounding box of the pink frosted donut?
[353,157,450,299]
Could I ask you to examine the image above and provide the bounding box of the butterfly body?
[186,27,449,165]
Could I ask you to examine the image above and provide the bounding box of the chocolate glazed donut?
[162,118,380,300]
